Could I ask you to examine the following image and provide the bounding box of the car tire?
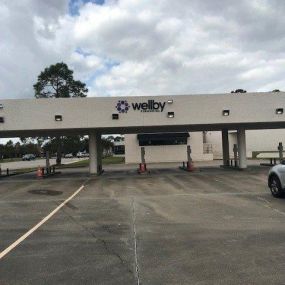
[269,175,284,198]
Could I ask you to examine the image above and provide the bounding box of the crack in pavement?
[58,204,134,276]
[131,197,140,285]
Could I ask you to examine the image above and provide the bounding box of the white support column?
[237,128,247,169]
[96,133,102,173]
[89,132,102,175]
[222,129,230,166]
[89,132,97,175]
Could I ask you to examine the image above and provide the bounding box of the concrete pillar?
[222,129,230,166]
[187,145,192,164]
[237,128,247,169]
[278,142,283,163]
[141,147,146,164]
[89,132,102,175]
[45,151,50,174]
[233,144,238,167]
[96,133,102,174]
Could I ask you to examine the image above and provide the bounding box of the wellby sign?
[116,99,166,113]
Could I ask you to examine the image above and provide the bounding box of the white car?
[76,152,89,158]
[64,153,73,158]
[268,163,285,198]
[22,154,36,161]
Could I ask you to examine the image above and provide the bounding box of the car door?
[278,164,285,187]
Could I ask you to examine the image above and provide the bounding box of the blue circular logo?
[116,100,129,113]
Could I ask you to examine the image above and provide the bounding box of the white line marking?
[257,197,285,216]
[257,197,271,204]
[0,184,85,260]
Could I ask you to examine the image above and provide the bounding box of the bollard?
[6,168,9,176]
[233,144,238,168]
[141,147,145,164]
[186,145,194,171]
[37,166,43,178]
[138,147,148,173]
[179,146,194,172]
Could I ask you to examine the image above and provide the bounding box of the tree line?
[0,140,40,159]
[0,136,116,160]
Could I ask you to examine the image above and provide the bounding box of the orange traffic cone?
[37,167,43,178]
[140,163,146,172]
[187,161,194,172]
[138,163,147,173]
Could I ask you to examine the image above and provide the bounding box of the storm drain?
[28,189,62,196]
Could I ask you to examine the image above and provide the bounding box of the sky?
[1,0,285,100]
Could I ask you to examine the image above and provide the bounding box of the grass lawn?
[0,156,125,176]
[14,168,38,174]
[0,158,22,163]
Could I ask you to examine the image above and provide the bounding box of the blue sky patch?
[73,48,120,86]
[69,0,105,15]
[75,48,92,57]
[86,60,120,86]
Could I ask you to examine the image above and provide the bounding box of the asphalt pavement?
[1,165,285,284]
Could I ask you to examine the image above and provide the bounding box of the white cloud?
[1,0,285,100]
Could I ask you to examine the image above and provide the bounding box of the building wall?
[2,92,285,138]
[125,132,213,163]
[206,129,285,159]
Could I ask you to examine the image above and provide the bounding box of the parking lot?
[1,165,285,284]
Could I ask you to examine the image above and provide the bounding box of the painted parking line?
[0,184,85,260]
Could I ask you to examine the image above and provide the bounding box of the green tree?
[101,138,114,157]
[33,62,88,164]
[61,136,82,155]
[15,142,21,158]
[4,140,14,158]
[33,62,88,98]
